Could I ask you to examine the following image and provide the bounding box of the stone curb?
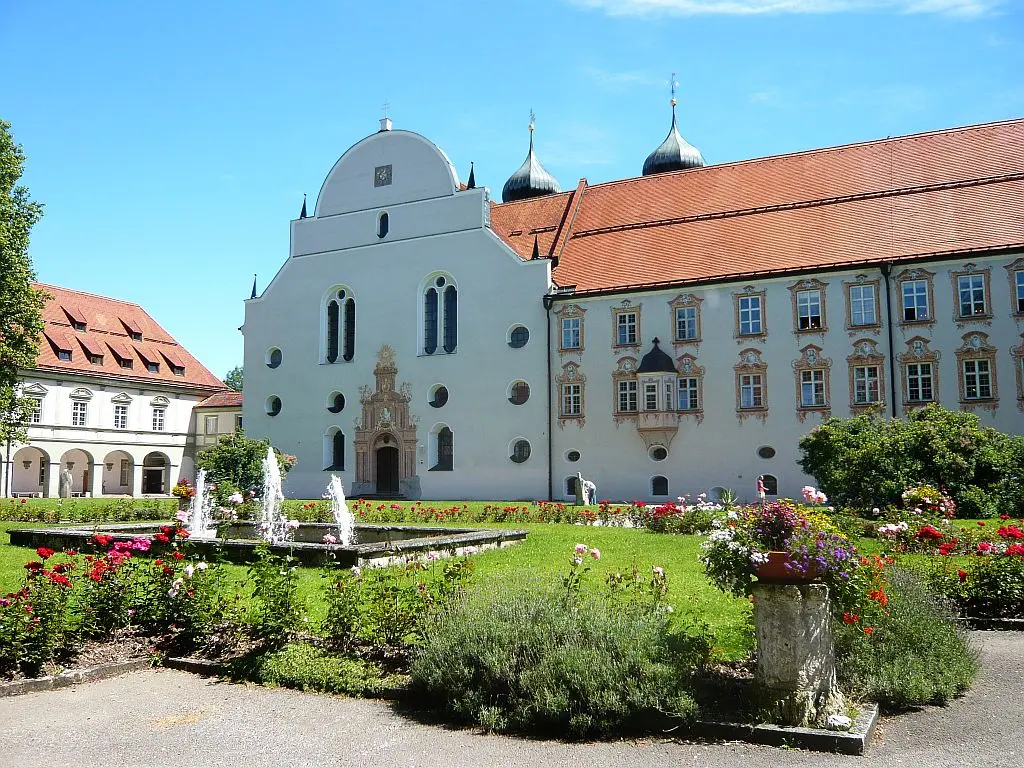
[963,617,1024,631]
[0,658,151,698]
[685,702,879,755]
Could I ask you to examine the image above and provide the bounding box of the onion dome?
[502,114,561,203]
[637,338,676,373]
[642,97,704,176]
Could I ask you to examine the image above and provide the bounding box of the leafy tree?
[1,119,47,495]
[196,431,296,501]
[223,365,243,391]
[799,405,1024,516]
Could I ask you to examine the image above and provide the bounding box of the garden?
[1,405,1020,742]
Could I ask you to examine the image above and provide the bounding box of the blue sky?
[2,0,1022,382]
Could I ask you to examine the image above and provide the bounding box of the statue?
[58,468,73,499]
[576,471,597,506]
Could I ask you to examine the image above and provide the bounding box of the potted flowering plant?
[700,498,861,601]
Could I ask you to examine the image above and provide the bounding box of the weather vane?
[670,72,678,107]
[381,100,390,119]
[529,109,536,132]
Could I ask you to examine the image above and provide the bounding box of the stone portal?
[352,345,420,498]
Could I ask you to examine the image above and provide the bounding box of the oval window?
[266,348,282,369]
[566,450,581,463]
[757,446,776,459]
[509,381,530,405]
[266,396,282,417]
[510,439,531,464]
[327,392,345,413]
[509,326,530,349]
[430,385,449,408]
[649,446,667,462]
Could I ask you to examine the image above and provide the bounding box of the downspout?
[880,262,898,418]
[544,293,554,501]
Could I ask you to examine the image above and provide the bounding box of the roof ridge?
[584,117,1024,192]
[33,283,145,310]
[571,171,1024,240]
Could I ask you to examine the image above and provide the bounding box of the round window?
[566,450,581,463]
[337,289,346,300]
[649,446,668,462]
[327,392,345,413]
[435,276,446,288]
[430,386,449,408]
[510,439,531,464]
[509,326,530,349]
[509,381,530,405]
[266,348,282,369]
[266,396,282,417]
[757,446,776,459]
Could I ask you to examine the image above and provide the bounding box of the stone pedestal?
[751,582,846,727]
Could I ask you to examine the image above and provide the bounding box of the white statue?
[576,472,597,505]
[58,468,73,498]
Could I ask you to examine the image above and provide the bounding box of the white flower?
[664,605,674,613]
[351,566,362,577]
[196,562,208,570]
[749,552,770,564]
[184,564,195,578]
[726,510,739,520]
[573,556,583,566]
[229,492,244,505]
[286,519,300,530]
[652,566,665,578]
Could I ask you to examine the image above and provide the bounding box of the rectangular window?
[800,369,826,407]
[738,296,763,335]
[71,401,88,427]
[678,378,698,410]
[675,307,697,341]
[902,279,929,322]
[58,350,72,361]
[739,374,763,409]
[147,361,160,373]
[561,318,581,349]
[853,366,880,404]
[205,415,218,434]
[28,398,42,424]
[89,354,103,365]
[958,274,987,317]
[616,312,637,346]
[152,407,166,431]
[906,363,934,402]
[561,384,581,416]
[119,459,130,486]
[1016,271,1024,314]
[664,380,674,412]
[172,365,185,376]
[38,458,46,486]
[963,359,992,400]
[797,290,822,330]
[617,380,638,413]
[235,414,243,431]
[644,381,658,411]
[113,404,128,429]
[120,358,133,369]
[849,284,876,326]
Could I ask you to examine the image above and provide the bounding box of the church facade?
[242,113,1024,503]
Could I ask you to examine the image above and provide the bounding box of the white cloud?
[569,0,1000,17]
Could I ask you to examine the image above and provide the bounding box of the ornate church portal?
[352,345,420,498]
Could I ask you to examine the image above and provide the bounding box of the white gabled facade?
[243,123,552,500]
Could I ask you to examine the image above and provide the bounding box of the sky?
[2,0,1022,382]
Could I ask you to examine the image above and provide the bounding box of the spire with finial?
[501,110,561,203]
[299,193,307,219]
[531,234,540,260]
[642,72,704,176]
[250,273,258,300]
[467,161,476,189]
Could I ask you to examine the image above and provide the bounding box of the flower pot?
[755,551,821,583]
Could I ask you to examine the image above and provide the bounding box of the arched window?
[323,287,356,364]
[762,474,778,495]
[652,476,669,496]
[443,285,458,353]
[323,428,345,470]
[377,211,389,239]
[434,427,453,471]
[422,275,457,355]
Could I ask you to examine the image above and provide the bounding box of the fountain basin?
[9,523,528,568]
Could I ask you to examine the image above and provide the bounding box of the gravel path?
[1,631,1018,767]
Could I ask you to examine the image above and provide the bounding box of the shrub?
[835,568,979,709]
[410,584,712,738]
[196,431,296,503]
[234,642,394,696]
[799,405,1024,516]
[248,544,300,647]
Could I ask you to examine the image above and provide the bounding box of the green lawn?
[0,518,755,659]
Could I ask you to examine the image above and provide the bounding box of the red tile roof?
[194,391,243,409]
[489,118,1024,293]
[30,284,227,392]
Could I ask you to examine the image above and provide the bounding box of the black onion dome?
[642,105,704,176]
[502,129,561,203]
[637,338,676,373]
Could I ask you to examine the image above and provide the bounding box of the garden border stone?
[0,658,150,698]
[684,702,879,755]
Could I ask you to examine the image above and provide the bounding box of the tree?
[0,119,47,496]
[223,365,243,391]
[195,431,296,502]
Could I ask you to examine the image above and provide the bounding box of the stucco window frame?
[792,344,832,421]
[556,362,586,427]
[668,293,703,350]
[611,300,642,350]
[955,332,998,410]
[734,348,768,420]
[612,357,639,423]
[788,278,829,335]
[846,339,886,412]
[675,353,705,422]
[950,263,993,326]
[843,275,882,333]
[896,267,937,329]
[555,303,586,356]
[1004,258,1024,317]
[1011,333,1024,413]
[898,336,941,409]
[733,286,767,341]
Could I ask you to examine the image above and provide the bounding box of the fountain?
[187,469,217,538]
[327,475,355,546]
[260,445,287,544]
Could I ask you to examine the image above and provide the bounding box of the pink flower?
[589,548,601,560]
[175,510,190,523]
[131,538,151,552]
[229,492,244,505]
[322,533,338,544]
[574,543,587,555]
